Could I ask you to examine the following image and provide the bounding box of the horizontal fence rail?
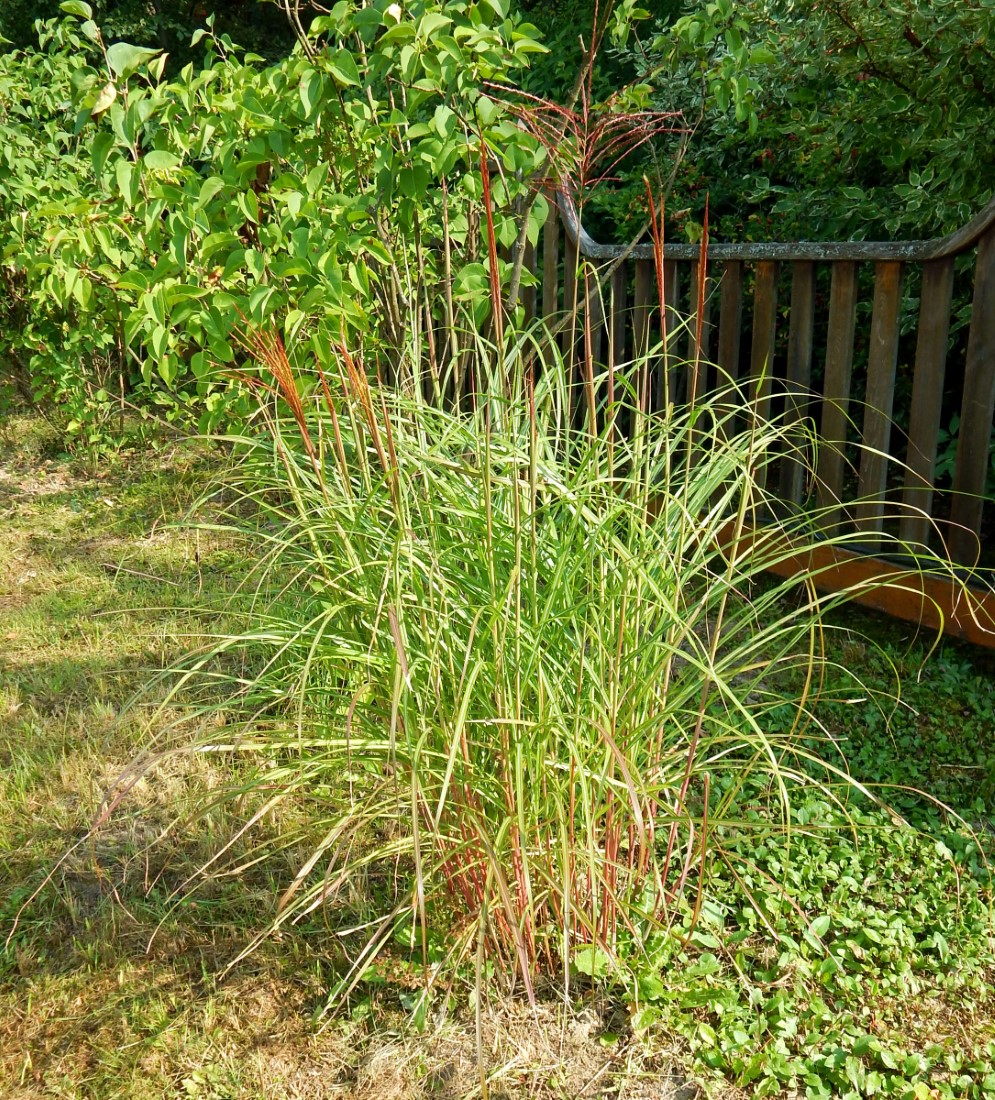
[523,189,995,644]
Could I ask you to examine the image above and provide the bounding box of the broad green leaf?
[200,231,241,261]
[687,952,721,976]
[417,12,452,39]
[397,165,430,198]
[222,248,246,279]
[379,19,415,42]
[166,285,209,305]
[750,46,777,64]
[284,309,306,342]
[637,973,665,1000]
[248,284,278,319]
[300,70,322,118]
[350,5,381,40]
[573,945,610,978]
[196,177,226,210]
[91,132,116,177]
[150,324,170,360]
[73,275,93,309]
[73,106,93,136]
[106,42,162,79]
[63,267,80,303]
[433,104,455,137]
[144,150,181,172]
[328,48,361,86]
[91,81,117,117]
[526,192,549,245]
[157,354,177,387]
[145,289,167,326]
[108,101,133,148]
[169,225,189,267]
[304,164,327,195]
[711,80,730,112]
[59,1,93,17]
[245,248,265,279]
[92,224,121,266]
[810,914,831,939]
[238,190,259,225]
[117,270,149,293]
[630,1006,659,1032]
[475,96,499,126]
[115,160,138,207]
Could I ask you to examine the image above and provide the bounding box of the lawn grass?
[2,413,994,1100]
[0,417,354,1099]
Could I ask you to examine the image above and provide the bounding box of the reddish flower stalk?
[233,324,320,477]
[643,177,669,384]
[478,134,505,361]
[690,194,710,409]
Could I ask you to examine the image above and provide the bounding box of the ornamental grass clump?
[150,318,943,1009]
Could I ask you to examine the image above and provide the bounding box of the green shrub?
[0,0,549,446]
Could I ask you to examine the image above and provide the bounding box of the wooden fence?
[527,190,995,645]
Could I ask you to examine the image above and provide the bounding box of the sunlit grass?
[0,421,325,1098]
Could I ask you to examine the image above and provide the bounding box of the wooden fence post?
[950,226,995,565]
[716,260,743,386]
[900,257,955,548]
[855,261,904,545]
[817,262,859,532]
[780,261,816,506]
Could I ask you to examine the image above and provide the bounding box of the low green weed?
[629,795,995,1097]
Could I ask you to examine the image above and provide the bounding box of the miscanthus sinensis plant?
[138,314,952,1013]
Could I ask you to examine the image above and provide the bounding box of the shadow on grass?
[0,836,348,1100]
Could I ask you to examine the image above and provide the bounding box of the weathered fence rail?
[528,189,995,644]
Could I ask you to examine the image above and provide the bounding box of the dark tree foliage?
[510,0,994,248]
[1,0,298,67]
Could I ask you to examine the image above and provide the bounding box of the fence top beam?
[556,189,995,264]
